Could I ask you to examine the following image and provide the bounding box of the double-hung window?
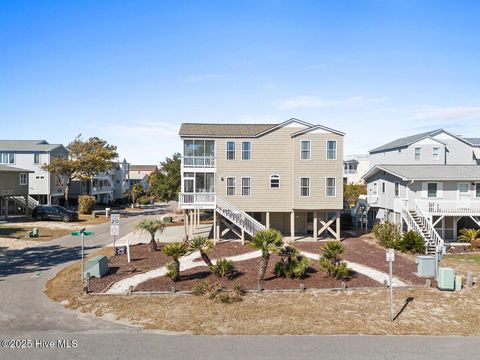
[476,183,480,198]
[0,152,14,164]
[326,140,337,160]
[432,147,439,160]
[415,147,421,161]
[20,173,27,185]
[242,141,251,160]
[226,177,236,196]
[241,177,251,196]
[382,182,386,193]
[226,141,236,160]
[326,177,336,197]
[395,182,399,197]
[34,153,40,164]
[300,141,311,160]
[300,177,310,197]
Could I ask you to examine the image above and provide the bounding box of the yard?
[0,225,71,242]
[46,250,480,335]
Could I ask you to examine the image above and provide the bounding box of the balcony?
[179,192,216,209]
[91,186,113,195]
[415,199,480,216]
[182,156,215,168]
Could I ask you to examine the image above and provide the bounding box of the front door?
[458,183,470,208]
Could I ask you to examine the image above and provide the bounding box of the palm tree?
[320,240,345,265]
[249,229,284,288]
[162,242,189,281]
[131,183,143,205]
[459,228,480,243]
[135,219,166,252]
[188,236,216,274]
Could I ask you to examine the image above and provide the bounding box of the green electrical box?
[84,256,109,279]
[437,267,456,291]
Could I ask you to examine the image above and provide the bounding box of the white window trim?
[20,173,27,185]
[457,182,471,200]
[226,140,236,160]
[326,140,337,160]
[226,176,236,196]
[34,153,40,164]
[270,174,280,189]
[300,140,311,160]
[241,141,251,161]
[414,147,421,161]
[300,177,311,197]
[475,182,480,198]
[241,176,251,196]
[427,182,439,199]
[325,177,336,197]
[432,147,439,161]
[394,182,399,197]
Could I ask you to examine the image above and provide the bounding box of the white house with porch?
[361,128,480,253]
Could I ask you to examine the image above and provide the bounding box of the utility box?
[29,228,39,238]
[437,267,456,291]
[416,255,435,277]
[84,256,109,278]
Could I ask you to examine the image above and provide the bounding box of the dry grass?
[0,226,71,242]
[77,214,109,225]
[45,248,480,335]
[442,253,480,279]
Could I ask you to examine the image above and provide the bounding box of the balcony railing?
[415,199,480,216]
[179,192,216,208]
[92,186,113,195]
[343,169,358,174]
[183,156,215,168]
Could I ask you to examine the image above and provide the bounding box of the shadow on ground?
[0,244,100,278]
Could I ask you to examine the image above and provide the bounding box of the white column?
[266,212,270,229]
[183,210,187,239]
[336,211,341,240]
[241,229,245,246]
[313,211,318,241]
[290,211,295,242]
[216,213,221,243]
[213,210,217,244]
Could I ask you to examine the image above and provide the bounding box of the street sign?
[110,214,120,236]
[386,248,395,262]
[71,231,94,237]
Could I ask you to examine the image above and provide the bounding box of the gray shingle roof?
[179,123,277,137]
[0,165,33,173]
[465,138,480,145]
[129,165,158,171]
[0,140,64,152]
[369,130,440,153]
[365,164,480,181]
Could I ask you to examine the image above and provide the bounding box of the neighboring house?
[362,129,480,252]
[0,140,68,207]
[343,154,370,184]
[129,165,158,189]
[0,165,34,219]
[71,159,131,204]
[178,118,344,241]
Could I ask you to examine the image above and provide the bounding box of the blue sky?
[2,0,480,164]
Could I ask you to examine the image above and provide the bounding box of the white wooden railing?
[415,199,480,215]
[10,195,39,210]
[182,156,216,168]
[179,193,216,206]
[414,203,444,249]
[215,195,265,236]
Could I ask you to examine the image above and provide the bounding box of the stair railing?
[215,195,265,236]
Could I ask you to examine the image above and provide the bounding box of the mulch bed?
[192,241,256,262]
[134,253,381,292]
[89,244,169,293]
[295,238,428,286]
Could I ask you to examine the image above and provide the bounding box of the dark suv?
[32,205,79,222]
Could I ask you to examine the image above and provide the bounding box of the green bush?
[372,221,401,248]
[214,258,234,278]
[192,280,210,296]
[138,196,152,205]
[166,262,177,281]
[319,241,350,279]
[274,246,309,279]
[162,216,173,224]
[78,195,96,214]
[397,230,425,254]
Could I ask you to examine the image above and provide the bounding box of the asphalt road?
[1,206,479,360]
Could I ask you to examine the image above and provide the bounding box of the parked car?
[32,205,79,222]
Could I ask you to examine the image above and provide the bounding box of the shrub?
[274,246,309,279]
[78,195,96,214]
[162,216,173,224]
[166,262,177,281]
[192,280,210,296]
[319,241,349,279]
[470,239,480,250]
[397,230,425,254]
[459,228,480,243]
[372,221,401,248]
[232,283,246,296]
[138,196,152,205]
[214,258,234,278]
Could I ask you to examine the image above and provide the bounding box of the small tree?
[458,228,480,243]
[162,242,189,281]
[135,219,166,252]
[41,157,78,208]
[188,236,215,274]
[249,229,284,288]
[274,245,309,279]
[344,183,367,207]
[372,221,401,248]
[131,184,144,205]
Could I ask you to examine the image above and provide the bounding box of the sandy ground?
[0,237,43,249]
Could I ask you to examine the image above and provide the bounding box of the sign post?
[110,213,120,256]
[71,229,95,284]
[386,248,395,321]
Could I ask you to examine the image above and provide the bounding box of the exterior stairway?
[9,195,39,211]
[408,210,437,255]
[215,195,265,236]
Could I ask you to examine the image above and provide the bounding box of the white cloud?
[274,95,386,110]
